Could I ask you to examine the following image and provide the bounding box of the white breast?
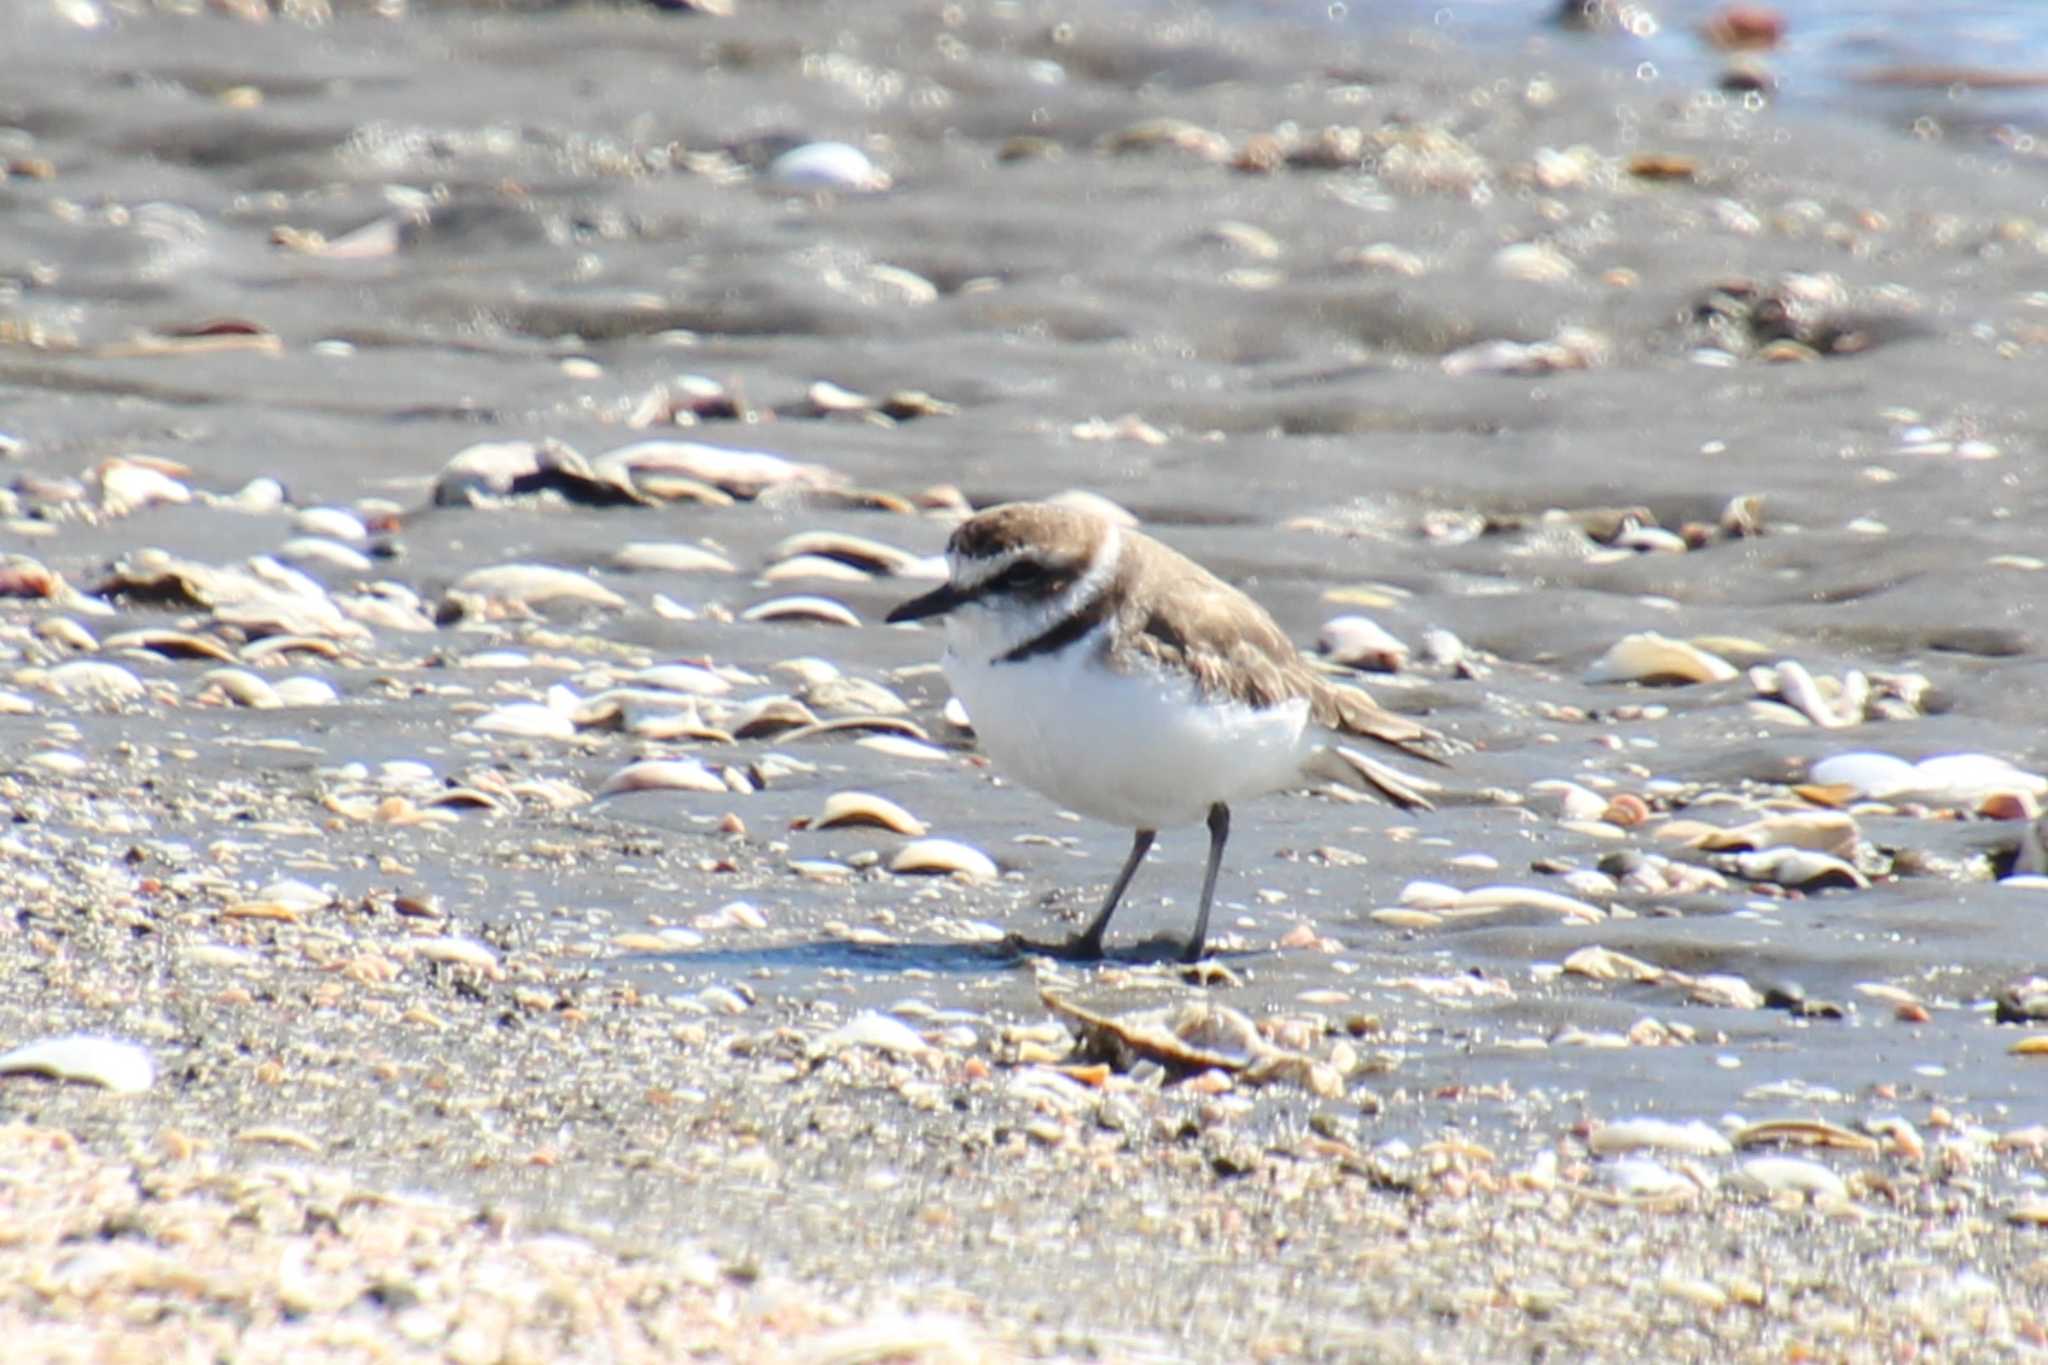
[941,615,1312,830]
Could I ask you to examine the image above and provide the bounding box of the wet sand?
[5,0,2048,1359]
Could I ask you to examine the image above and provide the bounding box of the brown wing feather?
[1111,530,1446,767]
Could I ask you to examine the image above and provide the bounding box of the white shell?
[889,838,998,881]
[1585,632,1737,685]
[454,564,625,611]
[1732,1156,1848,1204]
[612,542,738,575]
[1588,1119,1733,1158]
[808,1012,930,1058]
[598,758,728,797]
[740,595,861,627]
[815,791,927,836]
[0,1035,154,1094]
[766,141,891,192]
[472,703,577,740]
[1317,615,1409,671]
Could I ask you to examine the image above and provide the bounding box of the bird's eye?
[997,561,1046,591]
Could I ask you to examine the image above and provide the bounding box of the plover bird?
[886,501,1445,963]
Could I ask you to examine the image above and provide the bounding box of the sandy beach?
[4,0,2048,1359]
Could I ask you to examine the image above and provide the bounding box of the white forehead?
[948,545,1028,593]
[946,517,1121,593]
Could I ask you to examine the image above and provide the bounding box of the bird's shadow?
[613,934,1261,977]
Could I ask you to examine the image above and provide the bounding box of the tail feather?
[1304,743,1443,811]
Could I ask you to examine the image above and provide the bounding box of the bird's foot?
[1000,930,1107,962]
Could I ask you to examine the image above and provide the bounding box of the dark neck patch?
[997,590,1112,664]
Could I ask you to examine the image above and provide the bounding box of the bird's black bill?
[885,582,967,623]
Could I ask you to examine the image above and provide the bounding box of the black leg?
[1063,828,1156,959]
[1182,803,1230,963]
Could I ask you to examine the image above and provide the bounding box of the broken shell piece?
[598,759,727,797]
[740,595,860,627]
[95,458,192,515]
[1712,847,1869,890]
[1585,632,1738,685]
[1692,811,1859,859]
[0,1035,154,1094]
[1750,660,1869,728]
[1043,994,1340,1097]
[889,838,997,881]
[1530,780,1611,823]
[815,791,927,836]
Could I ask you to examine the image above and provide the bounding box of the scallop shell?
[101,628,236,662]
[815,791,927,836]
[240,634,343,662]
[740,595,860,627]
[769,530,929,577]
[889,838,998,881]
[761,555,874,585]
[611,542,738,575]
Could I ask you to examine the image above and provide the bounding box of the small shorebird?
[886,501,1446,962]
